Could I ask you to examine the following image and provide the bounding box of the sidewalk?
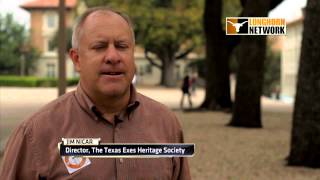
[0,86,292,154]
[0,86,204,122]
[0,86,292,121]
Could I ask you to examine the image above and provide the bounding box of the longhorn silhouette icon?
[227,20,248,32]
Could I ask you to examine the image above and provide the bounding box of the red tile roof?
[21,0,77,9]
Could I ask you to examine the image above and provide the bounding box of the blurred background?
[2,0,320,179]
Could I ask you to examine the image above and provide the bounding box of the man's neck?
[81,84,131,120]
[96,90,130,113]
[95,90,130,124]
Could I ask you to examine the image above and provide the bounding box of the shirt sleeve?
[0,122,40,180]
[173,157,191,180]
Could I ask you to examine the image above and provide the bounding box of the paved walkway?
[0,86,292,121]
[0,86,204,122]
[0,86,292,153]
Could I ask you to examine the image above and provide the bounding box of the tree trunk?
[160,58,176,87]
[229,0,271,128]
[288,0,320,167]
[201,0,232,110]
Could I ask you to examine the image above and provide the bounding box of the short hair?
[71,7,135,49]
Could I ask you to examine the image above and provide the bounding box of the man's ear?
[69,48,81,72]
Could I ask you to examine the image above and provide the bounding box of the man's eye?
[92,45,106,50]
[116,44,129,50]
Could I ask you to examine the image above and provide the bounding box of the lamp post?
[58,0,66,96]
[20,54,25,76]
[20,44,29,76]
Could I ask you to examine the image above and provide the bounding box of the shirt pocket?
[129,158,173,180]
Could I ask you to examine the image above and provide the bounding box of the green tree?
[51,27,73,53]
[200,0,241,110]
[85,0,203,87]
[288,0,320,167]
[263,44,280,97]
[228,0,283,128]
[0,14,39,75]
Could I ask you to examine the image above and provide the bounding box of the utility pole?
[20,44,29,76]
[20,55,25,76]
[58,0,66,96]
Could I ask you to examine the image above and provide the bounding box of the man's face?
[70,11,135,98]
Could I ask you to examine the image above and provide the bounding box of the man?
[180,75,193,109]
[0,7,191,180]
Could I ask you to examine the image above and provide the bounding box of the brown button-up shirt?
[0,85,191,180]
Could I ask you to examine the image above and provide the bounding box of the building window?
[47,39,55,52]
[47,63,55,77]
[146,64,153,74]
[47,14,56,28]
[139,66,144,76]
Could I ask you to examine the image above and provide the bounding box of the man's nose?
[104,45,121,64]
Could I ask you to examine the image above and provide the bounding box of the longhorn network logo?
[226,17,286,35]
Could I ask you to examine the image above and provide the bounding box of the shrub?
[0,76,38,87]
[0,76,79,87]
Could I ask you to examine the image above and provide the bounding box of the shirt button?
[119,158,124,163]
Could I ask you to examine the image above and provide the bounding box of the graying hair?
[71,7,135,49]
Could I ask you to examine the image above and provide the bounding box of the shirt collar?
[75,83,140,122]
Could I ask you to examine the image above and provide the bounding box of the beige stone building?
[281,11,304,102]
[21,0,78,78]
[21,0,196,85]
